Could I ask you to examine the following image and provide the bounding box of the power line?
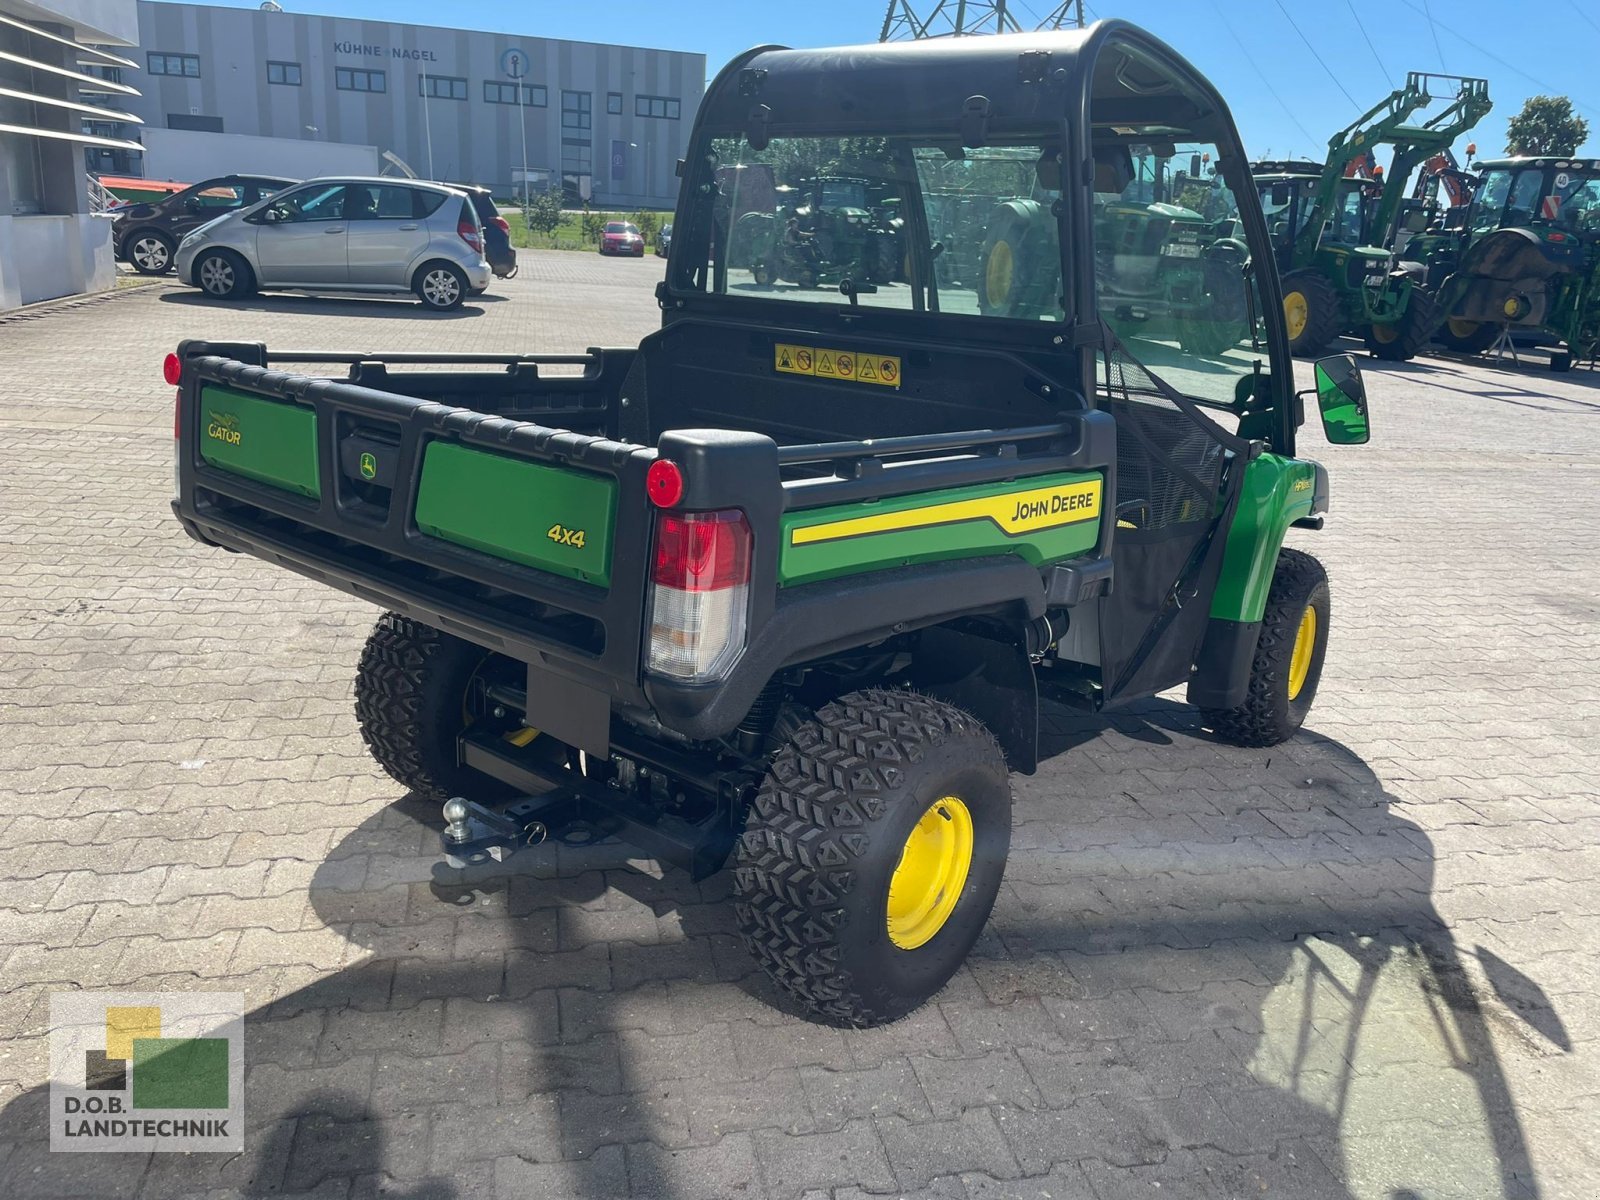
[1342,0,1395,88]
[1566,0,1600,34]
[1270,0,1362,110]
[1394,0,1600,120]
[1420,0,1447,71]
[1205,0,1320,152]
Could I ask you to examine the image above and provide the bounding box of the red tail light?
[646,459,685,508]
[458,218,483,254]
[491,216,510,234]
[648,510,752,681]
[652,510,750,593]
[163,352,182,385]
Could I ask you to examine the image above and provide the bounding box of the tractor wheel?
[1280,271,1341,357]
[1363,288,1438,362]
[978,207,1057,318]
[1178,257,1250,356]
[1435,316,1500,355]
[1202,548,1330,748]
[733,688,1012,1027]
[752,258,773,286]
[355,612,547,801]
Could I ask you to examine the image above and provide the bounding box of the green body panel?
[779,470,1103,587]
[198,386,320,500]
[1209,454,1319,623]
[413,443,617,587]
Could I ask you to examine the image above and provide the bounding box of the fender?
[1187,453,1324,709]
[910,624,1039,774]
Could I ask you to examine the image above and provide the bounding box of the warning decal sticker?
[774,342,901,387]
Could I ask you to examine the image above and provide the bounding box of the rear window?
[466,192,497,223]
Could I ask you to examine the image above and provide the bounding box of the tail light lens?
[491,216,510,234]
[647,510,752,682]
[457,207,483,254]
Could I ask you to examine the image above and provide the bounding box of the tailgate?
[174,345,653,704]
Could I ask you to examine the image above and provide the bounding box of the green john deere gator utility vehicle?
[1253,71,1491,360]
[171,24,1370,1027]
[1412,156,1600,369]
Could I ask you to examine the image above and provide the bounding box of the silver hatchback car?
[175,177,492,310]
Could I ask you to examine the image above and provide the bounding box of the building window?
[147,53,200,78]
[484,81,547,107]
[419,74,467,101]
[167,113,223,132]
[561,90,591,131]
[634,95,681,120]
[606,91,622,115]
[266,61,301,86]
[336,67,387,93]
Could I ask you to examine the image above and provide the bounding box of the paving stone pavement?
[1,253,1597,1199]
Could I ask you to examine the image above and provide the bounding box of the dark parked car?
[655,221,673,257]
[447,183,518,281]
[113,174,295,275]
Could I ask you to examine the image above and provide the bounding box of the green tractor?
[1253,71,1491,360]
[972,142,1251,352]
[738,174,905,288]
[1416,157,1600,369]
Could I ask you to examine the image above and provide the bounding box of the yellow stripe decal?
[792,479,1102,546]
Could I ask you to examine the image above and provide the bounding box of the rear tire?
[354,613,523,802]
[734,688,1012,1027]
[414,262,467,311]
[1281,271,1341,357]
[128,231,175,275]
[194,249,252,300]
[1435,316,1500,355]
[1203,548,1330,748]
[1363,287,1438,362]
[978,205,1057,318]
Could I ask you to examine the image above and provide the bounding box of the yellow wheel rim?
[1502,296,1522,319]
[1287,604,1317,701]
[1370,322,1400,344]
[1447,317,1479,339]
[985,241,1014,303]
[886,796,974,950]
[1284,291,1309,341]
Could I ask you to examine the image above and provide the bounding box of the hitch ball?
[443,797,472,845]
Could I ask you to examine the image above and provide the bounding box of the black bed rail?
[779,411,1117,510]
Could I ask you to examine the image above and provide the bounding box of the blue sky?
[177,0,1599,160]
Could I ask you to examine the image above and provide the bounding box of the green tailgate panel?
[781,470,1103,586]
[198,386,320,499]
[414,442,616,586]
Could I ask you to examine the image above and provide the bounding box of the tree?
[580,204,605,244]
[525,188,563,242]
[631,210,659,240]
[1505,96,1590,157]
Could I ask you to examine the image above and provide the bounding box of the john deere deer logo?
[359,452,377,480]
[205,413,241,447]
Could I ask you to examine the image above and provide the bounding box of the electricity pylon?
[879,0,1084,41]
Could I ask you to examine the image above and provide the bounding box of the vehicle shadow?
[156,292,493,318]
[0,702,1557,1197]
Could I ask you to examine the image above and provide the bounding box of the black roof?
[698,23,1228,141]
[1249,160,1326,178]
[1475,156,1600,171]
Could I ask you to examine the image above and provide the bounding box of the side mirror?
[1310,354,1370,445]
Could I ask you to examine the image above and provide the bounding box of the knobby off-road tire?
[733,688,1012,1027]
[354,612,515,802]
[1203,548,1330,748]
[1363,287,1439,362]
[1281,270,1341,358]
[1434,316,1501,355]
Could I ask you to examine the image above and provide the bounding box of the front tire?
[194,250,252,300]
[354,613,524,801]
[734,689,1012,1027]
[414,262,467,311]
[1363,287,1438,362]
[128,231,175,275]
[1203,548,1330,747]
[1436,316,1500,355]
[1281,271,1341,357]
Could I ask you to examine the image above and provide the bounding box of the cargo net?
[1098,329,1247,533]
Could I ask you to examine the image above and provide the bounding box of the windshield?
[687,134,1067,322]
[1474,166,1600,236]
[605,222,637,234]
